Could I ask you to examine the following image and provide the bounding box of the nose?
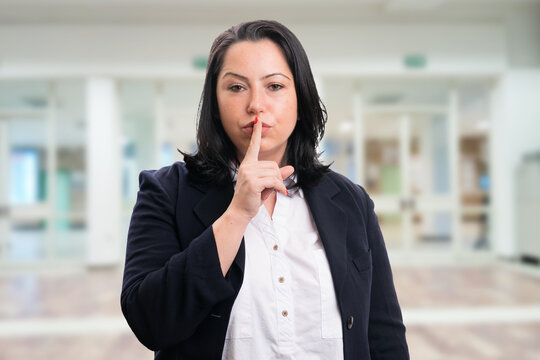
[247,85,265,116]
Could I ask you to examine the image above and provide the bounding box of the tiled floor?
[0,334,151,360]
[395,265,540,307]
[407,323,540,360]
[1,262,539,359]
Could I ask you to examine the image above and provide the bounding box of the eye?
[228,84,245,92]
[269,83,284,91]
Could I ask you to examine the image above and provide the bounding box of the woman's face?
[216,39,297,165]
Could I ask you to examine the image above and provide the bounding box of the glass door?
[0,80,87,267]
[323,76,494,259]
[0,112,51,263]
[363,110,455,251]
[358,79,456,253]
[407,112,454,251]
[362,112,403,248]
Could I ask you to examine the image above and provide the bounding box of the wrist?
[223,205,253,227]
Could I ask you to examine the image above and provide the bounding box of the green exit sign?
[192,55,208,70]
[404,54,427,69]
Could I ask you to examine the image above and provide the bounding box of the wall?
[0,23,505,76]
[492,70,540,257]
[1,7,539,261]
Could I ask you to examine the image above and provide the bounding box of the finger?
[249,162,293,180]
[237,165,280,183]
[253,167,290,189]
[244,116,262,163]
[258,177,289,197]
[280,165,295,180]
[252,160,284,169]
[255,169,285,180]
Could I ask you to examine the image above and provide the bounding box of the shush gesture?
[213,115,295,275]
[123,21,409,358]
[229,116,295,221]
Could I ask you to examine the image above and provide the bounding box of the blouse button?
[278,276,285,283]
[282,310,289,317]
[347,316,354,329]
[273,244,279,251]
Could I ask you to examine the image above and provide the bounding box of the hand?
[228,116,294,221]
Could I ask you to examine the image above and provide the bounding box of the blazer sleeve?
[120,168,236,351]
[362,188,410,359]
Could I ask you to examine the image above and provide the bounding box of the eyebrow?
[222,72,291,81]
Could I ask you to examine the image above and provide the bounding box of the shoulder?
[139,161,187,182]
[139,161,187,185]
[325,169,369,198]
[138,162,190,201]
[318,169,373,214]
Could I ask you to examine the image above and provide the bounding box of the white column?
[46,81,58,259]
[448,84,461,255]
[491,75,516,258]
[492,70,540,258]
[86,77,122,267]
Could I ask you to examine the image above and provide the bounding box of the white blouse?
[222,176,344,360]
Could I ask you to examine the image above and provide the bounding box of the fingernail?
[254,117,258,124]
[286,190,289,195]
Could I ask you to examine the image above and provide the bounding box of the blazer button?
[347,316,354,329]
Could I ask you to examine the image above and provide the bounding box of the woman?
[121,20,409,360]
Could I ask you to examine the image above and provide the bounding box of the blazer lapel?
[304,174,348,296]
[189,172,349,286]
[192,181,246,273]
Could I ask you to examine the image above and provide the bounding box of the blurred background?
[1,0,539,359]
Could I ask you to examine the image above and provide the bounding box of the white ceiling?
[0,0,539,24]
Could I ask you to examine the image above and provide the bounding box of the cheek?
[217,99,237,129]
[283,98,298,132]
[216,95,228,120]
[218,93,244,118]
[220,116,237,142]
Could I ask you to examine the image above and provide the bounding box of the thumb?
[280,165,295,180]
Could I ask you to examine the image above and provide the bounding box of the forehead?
[219,39,292,76]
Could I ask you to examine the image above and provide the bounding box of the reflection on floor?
[1,263,539,359]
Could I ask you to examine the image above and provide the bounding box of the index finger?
[244,116,262,162]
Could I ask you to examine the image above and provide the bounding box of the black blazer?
[121,162,409,359]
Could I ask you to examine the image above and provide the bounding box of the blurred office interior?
[1,0,540,359]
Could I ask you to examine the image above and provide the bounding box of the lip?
[242,121,272,135]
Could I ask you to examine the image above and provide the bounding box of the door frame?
[349,77,495,262]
